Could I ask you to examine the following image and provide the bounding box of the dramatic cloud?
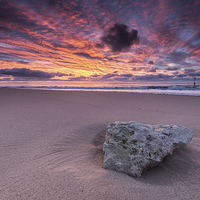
[69,76,87,81]
[181,69,200,77]
[132,67,145,71]
[184,69,196,74]
[0,25,11,32]
[147,67,158,73]
[0,68,65,79]
[18,60,30,64]
[120,74,133,78]
[95,43,104,49]
[101,73,117,80]
[92,73,173,82]
[148,61,154,65]
[129,59,143,64]
[134,74,173,81]
[189,72,200,77]
[0,0,200,84]
[165,67,180,71]
[100,23,139,52]
[74,52,102,60]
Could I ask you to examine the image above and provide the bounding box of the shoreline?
[1,87,200,97]
[0,88,200,199]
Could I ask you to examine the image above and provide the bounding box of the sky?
[0,0,200,86]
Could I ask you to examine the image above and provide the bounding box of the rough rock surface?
[103,121,193,177]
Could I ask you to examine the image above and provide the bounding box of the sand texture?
[0,88,200,200]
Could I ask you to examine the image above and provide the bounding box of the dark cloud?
[0,1,37,29]
[46,0,61,7]
[95,43,105,49]
[100,23,139,52]
[51,42,77,50]
[173,71,179,75]
[18,60,30,64]
[129,59,143,64]
[90,73,135,82]
[148,61,154,65]
[68,76,87,81]
[188,72,200,77]
[184,68,196,74]
[74,52,102,60]
[94,73,175,82]
[165,51,189,64]
[0,68,65,79]
[134,74,173,81]
[182,69,200,77]
[95,73,134,82]
[120,74,133,78]
[147,67,158,72]
[0,52,19,60]
[165,66,180,71]
[0,25,11,32]
[166,0,200,29]
[176,74,187,78]
[132,67,145,71]
[101,73,117,79]
[91,74,100,78]
[0,0,56,48]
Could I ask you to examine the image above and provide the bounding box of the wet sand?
[0,88,200,199]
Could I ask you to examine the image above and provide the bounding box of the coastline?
[1,83,200,96]
[0,88,200,199]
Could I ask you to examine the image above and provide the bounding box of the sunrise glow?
[0,0,200,86]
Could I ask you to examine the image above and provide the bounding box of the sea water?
[0,81,200,96]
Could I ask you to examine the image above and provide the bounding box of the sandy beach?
[0,88,200,200]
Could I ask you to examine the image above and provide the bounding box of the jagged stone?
[103,121,193,177]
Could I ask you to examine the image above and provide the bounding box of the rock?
[103,121,193,177]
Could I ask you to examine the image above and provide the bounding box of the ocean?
[0,81,200,96]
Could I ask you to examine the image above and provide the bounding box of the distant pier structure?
[194,77,196,86]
